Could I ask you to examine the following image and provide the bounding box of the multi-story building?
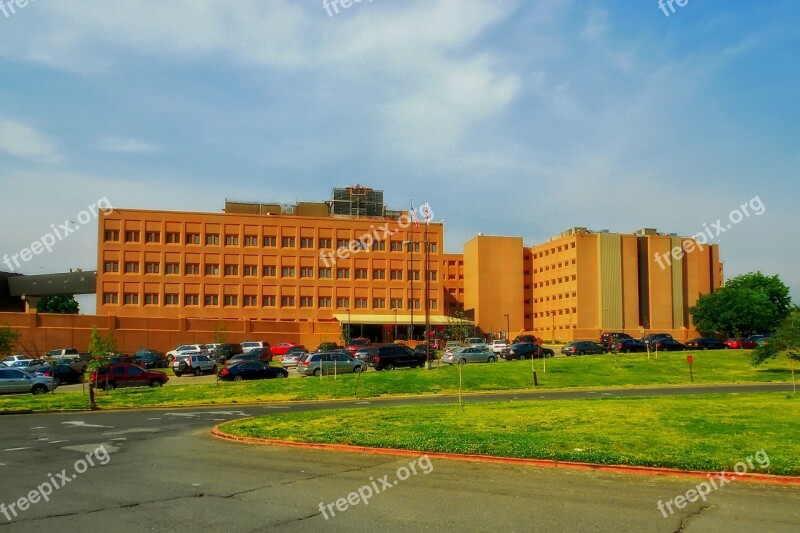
[96,186,448,343]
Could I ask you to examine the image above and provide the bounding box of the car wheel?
[234,375,243,382]
[624,349,631,354]
[194,367,202,376]
[312,368,321,377]
[32,384,48,395]
[487,356,496,363]
[353,366,362,373]
[149,380,163,388]
[174,372,182,377]
[458,358,466,365]
[81,366,87,373]
[385,363,395,371]
[579,351,586,356]
[276,372,287,378]
[518,354,526,360]
[78,374,85,383]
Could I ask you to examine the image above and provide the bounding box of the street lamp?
[423,222,431,369]
[392,307,398,341]
[347,307,351,343]
[402,239,415,340]
[504,313,510,341]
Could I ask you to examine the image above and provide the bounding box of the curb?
[211,426,800,486]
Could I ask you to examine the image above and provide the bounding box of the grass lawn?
[0,349,795,412]
[221,392,800,475]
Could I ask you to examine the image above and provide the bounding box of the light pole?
[403,239,415,341]
[347,307,351,344]
[504,313,510,341]
[424,221,431,369]
[392,308,398,341]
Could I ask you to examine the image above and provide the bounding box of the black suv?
[501,343,554,360]
[210,343,243,363]
[599,332,633,349]
[367,345,426,371]
[642,333,673,347]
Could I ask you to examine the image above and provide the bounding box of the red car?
[270,342,298,356]
[346,338,370,355]
[725,338,757,349]
[90,363,169,390]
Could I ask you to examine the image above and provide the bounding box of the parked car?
[642,334,673,347]
[746,334,771,346]
[600,332,633,349]
[466,338,489,350]
[652,338,687,352]
[724,338,757,350]
[2,355,30,365]
[133,350,170,368]
[225,352,267,365]
[366,345,426,371]
[296,352,363,376]
[106,354,136,365]
[91,363,169,390]
[315,342,344,352]
[501,343,554,360]
[172,354,218,376]
[44,348,79,358]
[491,340,509,354]
[353,346,379,364]
[685,338,728,350]
[36,364,85,385]
[511,335,542,345]
[0,367,56,395]
[240,341,272,356]
[218,361,288,381]
[270,342,298,356]
[50,357,87,373]
[345,338,371,355]
[441,347,497,365]
[8,359,47,373]
[166,344,209,361]
[561,341,608,356]
[413,344,437,360]
[208,343,243,364]
[277,345,308,367]
[613,339,648,353]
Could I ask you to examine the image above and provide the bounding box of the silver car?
[8,359,47,373]
[296,352,363,377]
[0,368,56,395]
[442,347,497,365]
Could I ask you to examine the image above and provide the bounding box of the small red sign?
[686,355,694,364]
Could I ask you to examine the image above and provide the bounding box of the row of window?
[103,261,438,280]
[533,292,577,303]
[103,293,436,310]
[533,259,577,273]
[532,274,577,288]
[104,230,439,252]
[532,242,577,259]
[531,307,578,318]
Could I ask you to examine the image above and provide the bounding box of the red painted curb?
[211,425,800,486]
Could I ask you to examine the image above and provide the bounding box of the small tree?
[752,310,800,392]
[87,326,117,408]
[214,321,227,344]
[0,325,20,355]
[36,295,80,314]
[341,322,352,347]
[444,311,471,343]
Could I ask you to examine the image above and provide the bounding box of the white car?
[2,355,30,366]
[240,341,271,354]
[491,340,508,354]
[166,344,209,360]
[466,338,490,351]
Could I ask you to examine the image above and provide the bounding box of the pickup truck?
[366,345,426,371]
[45,348,79,358]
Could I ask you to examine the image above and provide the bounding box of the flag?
[409,201,420,227]
[421,201,431,223]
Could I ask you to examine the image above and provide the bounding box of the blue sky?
[1,0,798,313]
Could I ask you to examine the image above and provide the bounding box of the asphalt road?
[1,387,798,532]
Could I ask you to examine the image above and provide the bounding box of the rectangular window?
[300,267,314,278]
[145,232,160,243]
[355,298,367,309]
[318,297,332,308]
[125,231,140,243]
[336,268,350,279]
[336,239,349,249]
[372,298,386,309]
[225,235,239,246]
[354,269,368,280]
[144,294,159,305]
[244,265,258,277]
[204,295,219,306]
[336,298,350,308]
[263,265,277,277]
[186,233,200,245]
[300,237,314,249]
[166,232,180,244]
[282,237,296,248]
[104,230,119,242]
[244,235,258,247]
[103,293,118,304]
[145,262,159,274]
[184,294,199,306]
[205,234,220,245]
[282,266,296,278]
[165,263,180,274]
[430,243,438,253]
[390,270,403,280]
[124,262,140,273]
[281,296,295,307]
[263,236,277,247]
[318,238,332,249]
[124,293,139,305]
[407,299,420,310]
[185,264,200,275]
[318,268,332,279]
[300,296,314,308]
[103,261,119,273]
[262,295,277,307]
[372,269,386,280]
[165,294,179,305]
[372,241,386,251]
[224,295,238,307]
[243,295,257,307]
[390,299,403,310]
[224,265,239,276]
[431,299,438,309]
[408,270,420,281]
[205,264,220,275]
[390,241,403,252]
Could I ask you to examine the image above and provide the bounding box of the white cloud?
[0,119,61,163]
[95,136,159,154]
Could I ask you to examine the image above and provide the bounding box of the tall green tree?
[444,310,471,342]
[751,310,800,392]
[0,325,20,355]
[690,273,791,337]
[36,295,80,314]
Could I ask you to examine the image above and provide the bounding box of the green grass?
[221,392,800,475]
[0,349,795,412]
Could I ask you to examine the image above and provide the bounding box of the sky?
[1,0,798,314]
